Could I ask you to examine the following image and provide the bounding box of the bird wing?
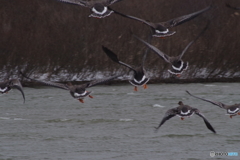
[9,79,25,103]
[87,74,122,88]
[102,46,137,71]
[155,108,177,130]
[162,5,212,28]
[57,0,88,7]
[133,35,170,63]
[226,3,240,10]
[178,21,209,59]
[107,0,124,5]
[194,110,216,134]
[111,9,154,27]
[142,32,153,67]
[186,90,226,109]
[20,72,69,90]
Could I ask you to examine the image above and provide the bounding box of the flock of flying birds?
[1,0,240,134]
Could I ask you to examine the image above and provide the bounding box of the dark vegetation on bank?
[23,77,240,88]
[0,0,240,84]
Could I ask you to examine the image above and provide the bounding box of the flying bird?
[102,46,150,91]
[20,72,121,103]
[186,90,240,118]
[102,34,152,91]
[0,79,25,103]
[112,5,211,37]
[155,101,216,134]
[133,22,209,76]
[57,0,123,18]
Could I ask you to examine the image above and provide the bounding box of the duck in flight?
[133,22,209,76]
[155,101,216,134]
[112,5,211,37]
[20,72,121,103]
[102,32,152,91]
[0,79,25,103]
[102,44,151,91]
[186,90,240,118]
[57,0,123,18]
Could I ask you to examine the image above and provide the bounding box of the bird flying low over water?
[226,3,240,10]
[57,0,123,18]
[102,46,150,91]
[0,79,25,103]
[186,91,240,118]
[112,4,211,37]
[20,72,121,103]
[133,22,209,76]
[155,101,216,134]
[102,38,151,91]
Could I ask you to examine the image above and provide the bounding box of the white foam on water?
[127,92,135,95]
[6,113,17,115]
[0,117,10,120]
[60,119,69,122]
[204,85,216,87]
[153,104,165,108]
[119,118,133,122]
[13,118,27,121]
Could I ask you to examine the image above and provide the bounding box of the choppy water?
[0,83,240,160]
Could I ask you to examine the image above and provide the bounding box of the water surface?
[0,83,240,160]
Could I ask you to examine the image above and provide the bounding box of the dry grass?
[0,0,239,81]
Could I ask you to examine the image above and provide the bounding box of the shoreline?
[22,77,240,87]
